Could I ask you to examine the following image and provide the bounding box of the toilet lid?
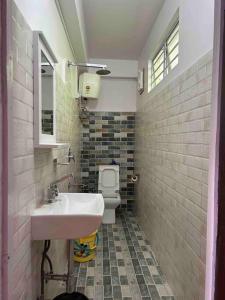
[98,165,119,195]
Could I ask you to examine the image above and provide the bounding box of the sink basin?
[31,193,104,240]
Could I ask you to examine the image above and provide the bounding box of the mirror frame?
[33,31,58,147]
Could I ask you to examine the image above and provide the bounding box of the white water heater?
[79,72,101,99]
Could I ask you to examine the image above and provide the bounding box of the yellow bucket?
[73,230,98,263]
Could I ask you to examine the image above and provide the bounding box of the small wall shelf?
[35,143,69,149]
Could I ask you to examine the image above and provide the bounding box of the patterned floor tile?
[73,212,174,299]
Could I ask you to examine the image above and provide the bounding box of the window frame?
[149,20,179,92]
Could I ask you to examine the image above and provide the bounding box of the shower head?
[96,68,111,75]
[68,61,111,76]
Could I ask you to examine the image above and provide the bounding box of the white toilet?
[98,165,121,224]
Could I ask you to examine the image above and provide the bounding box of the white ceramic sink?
[31,193,104,240]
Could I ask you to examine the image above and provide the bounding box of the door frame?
[214,4,225,299]
[0,0,9,299]
[205,0,225,299]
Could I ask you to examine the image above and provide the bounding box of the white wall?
[87,58,137,112]
[56,0,87,63]
[14,0,74,62]
[140,0,214,91]
[87,77,137,112]
[14,0,79,96]
[90,58,138,78]
[75,0,88,59]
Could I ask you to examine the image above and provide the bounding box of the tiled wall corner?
[10,1,81,299]
[80,112,135,210]
[135,51,212,299]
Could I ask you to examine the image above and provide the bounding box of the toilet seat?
[98,165,119,195]
[103,194,121,209]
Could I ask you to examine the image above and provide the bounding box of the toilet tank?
[98,165,119,195]
[79,72,101,99]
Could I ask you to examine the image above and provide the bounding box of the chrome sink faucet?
[46,173,78,203]
[47,183,59,203]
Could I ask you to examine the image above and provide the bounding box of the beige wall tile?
[10,2,81,299]
[135,52,212,300]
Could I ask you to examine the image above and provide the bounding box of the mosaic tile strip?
[72,212,174,300]
[80,112,135,209]
[42,109,53,135]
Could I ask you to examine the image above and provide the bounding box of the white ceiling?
[82,0,165,60]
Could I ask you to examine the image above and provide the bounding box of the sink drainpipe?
[1,0,9,299]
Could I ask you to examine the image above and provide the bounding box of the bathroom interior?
[0,0,221,299]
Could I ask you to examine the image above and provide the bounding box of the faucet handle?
[47,186,56,202]
[48,183,59,198]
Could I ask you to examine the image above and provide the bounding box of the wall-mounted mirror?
[33,31,60,148]
[41,51,54,135]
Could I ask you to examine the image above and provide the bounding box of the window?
[149,21,179,91]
